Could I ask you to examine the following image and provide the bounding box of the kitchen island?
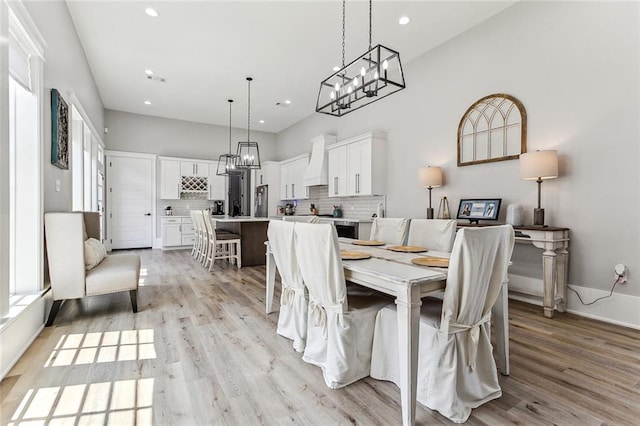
[213,216,271,266]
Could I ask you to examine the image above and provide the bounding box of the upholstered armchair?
[44,212,140,326]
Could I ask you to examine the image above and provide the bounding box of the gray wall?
[104,109,277,162]
[24,1,105,213]
[276,1,640,302]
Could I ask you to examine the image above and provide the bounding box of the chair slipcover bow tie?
[309,299,343,338]
[280,284,305,306]
[441,311,492,371]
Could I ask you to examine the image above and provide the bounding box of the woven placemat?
[341,251,372,260]
[411,256,449,267]
[386,245,428,253]
[351,240,385,246]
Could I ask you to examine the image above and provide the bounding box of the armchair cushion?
[86,253,140,297]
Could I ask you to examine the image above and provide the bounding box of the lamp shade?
[419,166,442,188]
[520,150,558,180]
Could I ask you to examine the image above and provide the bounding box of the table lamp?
[419,166,442,219]
[520,150,558,226]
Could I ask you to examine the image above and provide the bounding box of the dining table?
[264,237,509,426]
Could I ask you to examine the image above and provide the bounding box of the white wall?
[23,0,104,213]
[275,2,640,322]
[104,109,278,161]
[1,0,104,380]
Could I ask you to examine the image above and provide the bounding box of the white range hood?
[303,134,337,186]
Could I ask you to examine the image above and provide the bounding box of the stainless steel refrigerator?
[255,185,268,217]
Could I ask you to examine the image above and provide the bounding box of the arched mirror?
[457,94,527,166]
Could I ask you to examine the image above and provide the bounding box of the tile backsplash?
[289,186,385,220]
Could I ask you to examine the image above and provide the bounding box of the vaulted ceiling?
[66,1,516,133]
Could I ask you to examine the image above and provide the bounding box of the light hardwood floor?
[1,249,639,425]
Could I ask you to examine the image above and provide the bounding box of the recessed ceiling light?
[144,100,151,105]
[284,100,292,105]
[259,120,265,124]
[332,66,340,72]
[398,16,410,25]
[145,69,154,75]
[145,8,159,18]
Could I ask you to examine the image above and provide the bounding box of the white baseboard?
[0,295,46,380]
[153,238,162,249]
[508,274,640,330]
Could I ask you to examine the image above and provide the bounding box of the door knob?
[144,213,151,216]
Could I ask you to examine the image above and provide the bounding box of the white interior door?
[108,155,154,249]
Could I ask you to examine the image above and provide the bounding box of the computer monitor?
[457,199,502,224]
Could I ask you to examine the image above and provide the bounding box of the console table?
[459,224,570,318]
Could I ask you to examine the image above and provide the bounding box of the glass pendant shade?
[316,44,405,117]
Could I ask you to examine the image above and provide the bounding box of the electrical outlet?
[614,264,627,283]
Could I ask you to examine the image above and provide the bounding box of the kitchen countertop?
[213,216,271,223]
[270,215,373,223]
[161,215,226,218]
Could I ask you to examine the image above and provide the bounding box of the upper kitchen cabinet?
[180,161,209,177]
[160,158,181,200]
[280,155,309,200]
[208,162,226,200]
[327,132,386,197]
[255,161,280,187]
[328,145,347,196]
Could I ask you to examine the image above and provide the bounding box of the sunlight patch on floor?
[44,329,156,367]
[9,379,154,425]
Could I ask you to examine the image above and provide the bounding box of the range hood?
[303,134,337,186]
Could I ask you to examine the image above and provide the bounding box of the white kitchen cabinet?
[280,155,309,200]
[346,139,373,195]
[159,159,181,200]
[162,217,196,248]
[255,161,280,187]
[161,217,182,247]
[180,161,209,177]
[180,218,196,246]
[327,132,386,197]
[208,162,226,200]
[328,145,348,196]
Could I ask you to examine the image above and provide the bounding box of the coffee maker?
[212,200,225,215]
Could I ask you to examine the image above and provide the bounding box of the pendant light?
[236,77,261,169]
[217,99,242,176]
[316,0,405,117]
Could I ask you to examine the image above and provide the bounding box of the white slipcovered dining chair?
[369,217,410,245]
[294,222,389,389]
[370,225,515,423]
[282,216,320,223]
[267,220,307,352]
[407,219,457,252]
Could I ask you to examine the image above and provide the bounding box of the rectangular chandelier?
[216,153,243,176]
[236,141,261,170]
[316,44,405,117]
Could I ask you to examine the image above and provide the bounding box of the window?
[1,1,45,317]
[71,106,104,217]
[8,61,39,297]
